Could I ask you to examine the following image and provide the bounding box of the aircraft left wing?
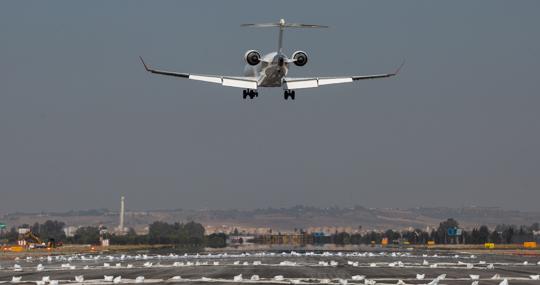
[139,57,258,89]
[283,61,404,90]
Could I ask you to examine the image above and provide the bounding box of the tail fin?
[241,19,327,54]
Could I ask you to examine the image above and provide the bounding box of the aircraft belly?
[258,64,286,87]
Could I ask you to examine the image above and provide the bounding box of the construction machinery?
[17,227,63,249]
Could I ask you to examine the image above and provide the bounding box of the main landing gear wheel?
[284,90,296,100]
[243,89,258,100]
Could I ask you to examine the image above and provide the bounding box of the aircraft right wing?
[139,57,258,90]
[283,61,404,90]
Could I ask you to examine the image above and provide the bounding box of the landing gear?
[243,89,258,99]
[284,90,295,100]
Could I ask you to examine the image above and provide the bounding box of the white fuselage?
[244,52,289,88]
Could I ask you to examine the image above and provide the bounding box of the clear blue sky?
[1,1,539,212]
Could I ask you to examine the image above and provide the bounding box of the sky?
[1,1,539,212]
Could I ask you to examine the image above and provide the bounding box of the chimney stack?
[119,196,125,233]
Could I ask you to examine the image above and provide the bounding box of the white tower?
[119,196,125,233]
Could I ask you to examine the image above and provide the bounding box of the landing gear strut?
[284,90,296,100]
[243,89,258,99]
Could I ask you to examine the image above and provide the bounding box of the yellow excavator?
[21,232,61,248]
[20,231,46,248]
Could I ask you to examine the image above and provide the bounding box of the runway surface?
[1,248,539,284]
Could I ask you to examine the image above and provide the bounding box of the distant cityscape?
[1,200,540,236]
[0,203,540,234]
[1,198,539,249]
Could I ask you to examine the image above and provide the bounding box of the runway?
[1,249,539,284]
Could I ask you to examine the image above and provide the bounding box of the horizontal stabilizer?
[241,19,328,29]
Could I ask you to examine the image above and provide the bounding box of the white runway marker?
[233,274,243,281]
[274,275,284,281]
[364,279,376,285]
[437,274,446,280]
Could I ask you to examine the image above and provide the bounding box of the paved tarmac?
[1,249,539,284]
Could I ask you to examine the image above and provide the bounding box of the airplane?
[140,18,403,100]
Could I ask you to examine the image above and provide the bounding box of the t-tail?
[241,19,328,55]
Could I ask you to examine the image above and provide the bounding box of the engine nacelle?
[292,51,308,66]
[244,50,261,66]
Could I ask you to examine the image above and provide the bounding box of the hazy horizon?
[2,1,539,212]
[2,203,539,215]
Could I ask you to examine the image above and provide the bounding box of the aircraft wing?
[139,57,258,89]
[283,61,404,90]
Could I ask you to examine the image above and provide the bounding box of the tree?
[502,226,514,244]
[478,226,490,244]
[437,218,459,244]
[1,227,18,243]
[183,221,205,244]
[37,220,66,242]
[333,232,351,244]
[206,233,227,248]
[148,221,205,245]
[71,227,100,244]
[148,221,174,244]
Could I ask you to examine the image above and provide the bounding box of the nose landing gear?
[284,90,295,100]
[243,89,258,99]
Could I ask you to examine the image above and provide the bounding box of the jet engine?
[292,51,308,66]
[244,50,261,66]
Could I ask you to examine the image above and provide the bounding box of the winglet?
[139,56,151,72]
[393,60,406,75]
